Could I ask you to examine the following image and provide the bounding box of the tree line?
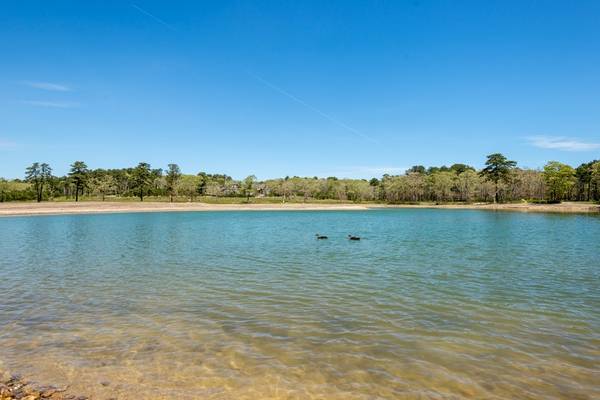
[1,154,599,204]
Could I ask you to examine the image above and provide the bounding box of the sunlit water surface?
[1,210,599,399]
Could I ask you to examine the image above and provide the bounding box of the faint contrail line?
[132,4,176,31]
[247,71,379,144]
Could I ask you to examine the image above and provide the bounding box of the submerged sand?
[0,370,77,400]
[0,201,598,217]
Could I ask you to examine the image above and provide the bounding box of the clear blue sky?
[1,0,599,179]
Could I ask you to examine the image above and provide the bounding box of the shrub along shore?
[1,154,599,205]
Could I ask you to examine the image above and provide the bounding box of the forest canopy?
[1,155,599,204]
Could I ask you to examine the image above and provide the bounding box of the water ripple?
[0,210,599,399]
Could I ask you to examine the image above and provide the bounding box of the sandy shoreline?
[0,201,598,217]
[0,201,370,217]
[379,201,600,214]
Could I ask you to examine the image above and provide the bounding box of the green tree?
[575,160,598,201]
[25,162,52,202]
[197,172,208,195]
[405,172,426,202]
[242,175,256,202]
[176,175,200,201]
[407,165,426,174]
[165,164,182,202]
[281,179,294,201]
[429,171,454,202]
[589,161,600,202]
[69,161,89,202]
[513,168,545,201]
[93,174,116,201]
[480,153,517,203]
[0,178,8,202]
[353,180,374,202]
[455,170,480,202]
[25,162,42,201]
[46,174,61,200]
[449,163,475,175]
[369,177,380,187]
[382,175,408,203]
[40,163,53,199]
[542,161,576,202]
[131,162,152,201]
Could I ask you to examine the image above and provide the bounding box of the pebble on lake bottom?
[0,371,86,400]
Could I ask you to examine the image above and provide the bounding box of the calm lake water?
[0,210,599,399]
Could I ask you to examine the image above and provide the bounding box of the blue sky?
[1,0,599,179]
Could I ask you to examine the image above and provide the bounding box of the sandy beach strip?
[0,201,370,217]
[0,201,598,217]
[374,201,600,214]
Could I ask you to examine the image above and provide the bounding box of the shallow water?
[0,210,598,399]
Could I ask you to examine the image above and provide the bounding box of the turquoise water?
[0,210,598,399]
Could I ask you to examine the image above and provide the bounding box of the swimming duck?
[315,234,328,239]
[347,235,361,241]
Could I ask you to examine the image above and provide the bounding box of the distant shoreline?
[0,201,370,217]
[377,201,600,214]
[0,201,598,217]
